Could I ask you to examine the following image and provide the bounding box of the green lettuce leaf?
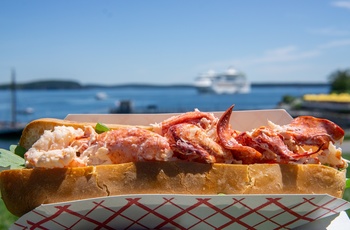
[0,147,25,171]
[10,144,27,158]
[346,178,350,189]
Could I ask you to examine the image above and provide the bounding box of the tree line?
[329,68,350,93]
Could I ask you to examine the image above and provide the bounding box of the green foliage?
[280,94,302,109]
[328,69,350,93]
[0,147,25,171]
[282,95,296,104]
[342,154,350,217]
[0,197,18,229]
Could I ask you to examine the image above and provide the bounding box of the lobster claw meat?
[154,109,232,163]
[165,123,232,163]
[217,105,264,164]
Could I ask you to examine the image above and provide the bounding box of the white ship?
[194,67,250,94]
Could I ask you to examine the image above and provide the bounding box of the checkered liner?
[12,194,350,230]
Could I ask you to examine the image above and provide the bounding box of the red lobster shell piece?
[277,116,345,149]
[217,105,264,164]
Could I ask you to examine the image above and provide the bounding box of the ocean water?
[0,85,329,148]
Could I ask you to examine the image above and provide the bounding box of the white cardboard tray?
[11,194,350,229]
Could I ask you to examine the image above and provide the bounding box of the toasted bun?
[0,162,346,217]
[19,118,151,150]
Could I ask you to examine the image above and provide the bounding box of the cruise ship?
[194,67,250,94]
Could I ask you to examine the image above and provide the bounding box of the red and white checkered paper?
[12,194,350,229]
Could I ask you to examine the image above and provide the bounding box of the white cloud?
[331,1,350,9]
[319,39,350,48]
[257,63,311,75]
[205,39,350,72]
[197,45,320,74]
[251,46,320,64]
[310,27,350,36]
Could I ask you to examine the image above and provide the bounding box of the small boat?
[109,100,133,113]
[0,122,25,139]
[0,69,26,139]
[95,92,107,100]
[194,67,250,94]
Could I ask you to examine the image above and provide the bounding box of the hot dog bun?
[0,162,346,217]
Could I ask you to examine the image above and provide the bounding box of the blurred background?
[1,1,350,228]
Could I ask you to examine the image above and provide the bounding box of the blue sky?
[1,0,350,85]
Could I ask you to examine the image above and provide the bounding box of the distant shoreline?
[0,80,330,90]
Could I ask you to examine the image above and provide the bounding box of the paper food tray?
[11,194,350,229]
[64,109,293,130]
[10,109,350,229]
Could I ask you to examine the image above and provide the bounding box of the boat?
[194,67,250,94]
[0,69,26,139]
[95,92,107,100]
[109,100,133,113]
[0,122,25,139]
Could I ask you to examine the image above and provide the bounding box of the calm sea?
[0,85,329,149]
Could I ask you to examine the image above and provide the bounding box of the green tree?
[328,69,350,93]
